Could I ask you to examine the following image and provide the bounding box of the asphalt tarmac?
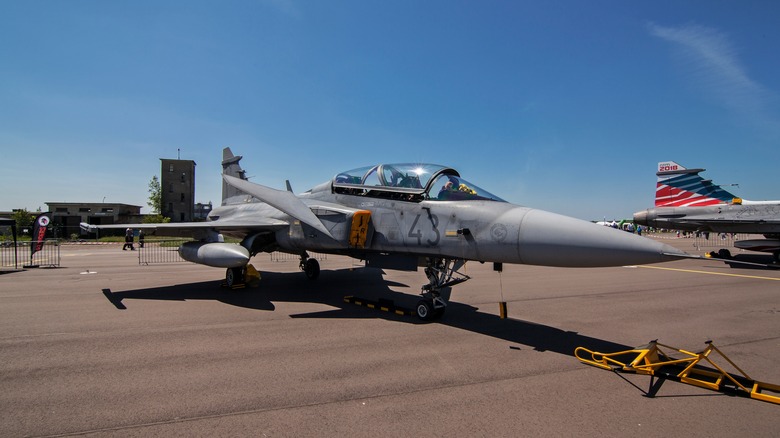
[1,237,779,437]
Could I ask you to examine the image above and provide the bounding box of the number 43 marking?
[408,213,440,246]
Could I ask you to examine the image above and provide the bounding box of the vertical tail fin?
[221,147,249,204]
[654,161,738,207]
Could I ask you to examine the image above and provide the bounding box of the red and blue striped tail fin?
[655,161,739,207]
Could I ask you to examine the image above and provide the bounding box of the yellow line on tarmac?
[637,265,780,281]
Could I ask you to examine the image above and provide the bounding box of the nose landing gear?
[415,257,470,321]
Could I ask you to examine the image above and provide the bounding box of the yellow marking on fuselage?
[637,265,780,281]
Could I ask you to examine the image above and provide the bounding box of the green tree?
[146,176,170,223]
[148,175,163,214]
[11,209,36,230]
[142,214,171,224]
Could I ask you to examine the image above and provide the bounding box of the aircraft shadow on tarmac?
[722,254,780,270]
[101,267,631,358]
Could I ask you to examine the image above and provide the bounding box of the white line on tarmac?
[637,265,780,281]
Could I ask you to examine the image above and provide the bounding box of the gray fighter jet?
[83,148,687,320]
[633,161,780,262]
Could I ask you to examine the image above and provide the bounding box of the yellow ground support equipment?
[245,264,261,287]
[575,340,780,405]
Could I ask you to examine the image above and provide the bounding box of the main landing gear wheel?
[303,258,320,280]
[225,267,245,288]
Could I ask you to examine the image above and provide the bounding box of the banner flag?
[30,212,51,258]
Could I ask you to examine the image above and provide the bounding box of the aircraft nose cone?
[517,209,686,267]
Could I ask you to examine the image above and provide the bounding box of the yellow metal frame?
[575,341,780,405]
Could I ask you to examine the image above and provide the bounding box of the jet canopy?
[332,163,504,202]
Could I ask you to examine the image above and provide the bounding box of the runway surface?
[1,237,778,436]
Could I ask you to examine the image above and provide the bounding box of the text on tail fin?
[657,161,686,174]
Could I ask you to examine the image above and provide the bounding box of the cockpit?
[332,163,505,202]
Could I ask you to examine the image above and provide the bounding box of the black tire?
[304,258,320,280]
[718,249,732,259]
[226,267,244,287]
[416,300,434,321]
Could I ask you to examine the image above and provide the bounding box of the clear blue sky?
[2,1,779,220]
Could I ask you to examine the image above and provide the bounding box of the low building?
[194,202,213,221]
[46,202,143,238]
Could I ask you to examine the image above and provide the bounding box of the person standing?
[123,228,134,250]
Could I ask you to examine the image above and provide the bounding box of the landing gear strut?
[299,253,320,280]
[415,257,470,321]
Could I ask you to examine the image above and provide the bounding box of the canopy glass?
[332,163,504,202]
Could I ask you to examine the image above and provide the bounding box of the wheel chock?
[221,281,246,289]
[245,264,261,287]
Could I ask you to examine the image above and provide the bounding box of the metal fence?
[0,240,61,269]
[138,239,190,265]
[269,251,328,262]
[692,232,750,251]
[644,231,753,252]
